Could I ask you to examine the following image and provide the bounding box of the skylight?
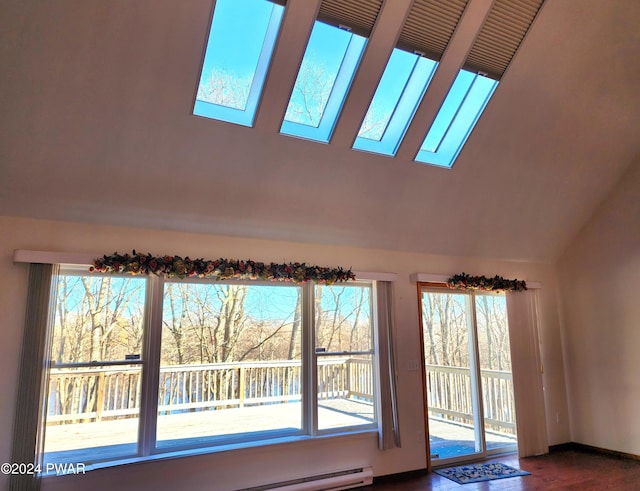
[193,0,284,127]
[280,21,366,143]
[192,0,540,169]
[415,70,498,168]
[352,49,437,156]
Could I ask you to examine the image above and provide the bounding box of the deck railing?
[46,357,373,424]
[425,364,516,434]
[46,361,516,435]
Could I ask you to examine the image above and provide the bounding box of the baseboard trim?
[372,468,428,485]
[548,442,579,453]
[549,442,640,461]
[374,444,639,484]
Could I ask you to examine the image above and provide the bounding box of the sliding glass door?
[475,294,518,455]
[419,287,517,466]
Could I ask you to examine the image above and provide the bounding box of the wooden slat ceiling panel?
[464,0,544,79]
[398,0,469,60]
[318,0,384,36]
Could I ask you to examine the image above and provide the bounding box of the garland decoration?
[447,272,527,292]
[90,250,355,284]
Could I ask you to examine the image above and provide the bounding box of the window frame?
[353,49,438,156]
[193,0,285,127]
[42,268,152,465]
[280,20,368,143]
[39,268,378,469]
[312,282,377,435]
[414,70,498,168]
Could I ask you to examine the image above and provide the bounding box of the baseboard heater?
[241,466,373,491]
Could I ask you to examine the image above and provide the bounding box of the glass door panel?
[475,294,518,454]
[421,291,483,463]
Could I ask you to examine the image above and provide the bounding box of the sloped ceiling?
[1,0,639,262]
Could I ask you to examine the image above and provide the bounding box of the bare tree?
[421,293,439,365]
[348,287,367,350]
[476,295,511,371]
[197,67,251,109]
[287,290,302,360]
[163,283,190,364]
[284,56,333,126]
[358,103,390,141]
[162,283,249,364]
[80,277,142,361]
[52,276,143,364]
[314,285,371,353]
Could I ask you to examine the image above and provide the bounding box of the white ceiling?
[1,0,639,262]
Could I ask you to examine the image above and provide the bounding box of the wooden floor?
[368,447,640,490]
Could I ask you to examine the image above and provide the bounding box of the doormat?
[434,462,530,484]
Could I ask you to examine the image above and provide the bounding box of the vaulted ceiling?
[1,0,639,262]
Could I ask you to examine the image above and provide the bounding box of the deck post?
[239,366,245,408]
[346,358,352,399]
[96,371,106,421]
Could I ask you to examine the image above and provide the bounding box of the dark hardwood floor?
[368,447,640,490]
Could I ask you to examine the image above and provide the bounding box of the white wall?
[0,216,569,491]
[558,157,640,455]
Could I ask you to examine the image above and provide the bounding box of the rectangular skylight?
[415,70,498,168]
[280,21,367,143]
[193,0,284,127]
[353,49,437,156]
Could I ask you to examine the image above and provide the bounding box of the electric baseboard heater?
[242,466,374,491]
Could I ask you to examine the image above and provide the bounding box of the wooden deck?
[44,360,517,467]
[428,417,516,460]
[43,398,375,464]
[43,399,515,466]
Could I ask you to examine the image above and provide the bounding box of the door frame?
[418,282,518,469]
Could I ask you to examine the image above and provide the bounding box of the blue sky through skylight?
[281,22,366,143]
[416,70,498,167]
[353,49,437,156]
[193,0,283,126]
